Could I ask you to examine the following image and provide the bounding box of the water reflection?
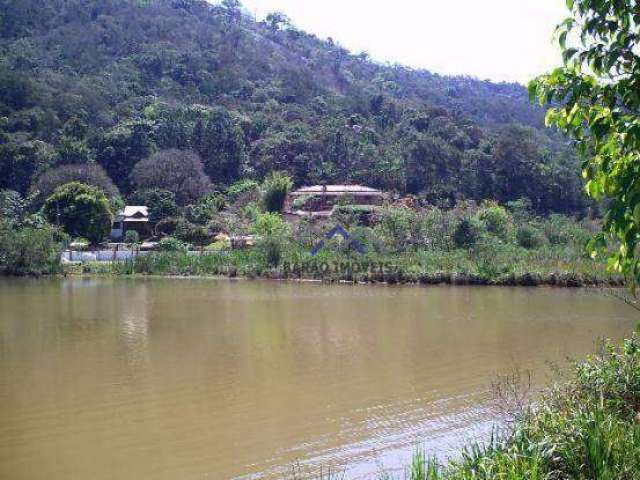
[0,278,636,480]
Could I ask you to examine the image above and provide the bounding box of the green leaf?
[586,179,602,199]
[633,204,640,224]
[562,48,578,64]
[559,31,568,50]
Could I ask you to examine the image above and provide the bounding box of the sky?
[237,0,568,84]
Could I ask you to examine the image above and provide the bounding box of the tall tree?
[42,182,112,244]
[95,122,155,191]
[130,149,211,205]
[193,108,247,185]
[32,164,120,206]
[530,0,640,284]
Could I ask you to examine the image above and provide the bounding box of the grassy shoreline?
[63,247,624,288]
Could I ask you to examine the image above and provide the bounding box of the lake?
[0,278,637,479]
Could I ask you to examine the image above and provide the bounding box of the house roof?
[116,206,149,221]
[290,185,383,196]
[122,206,148,216]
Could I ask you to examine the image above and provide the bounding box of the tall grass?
[92,245,621,287]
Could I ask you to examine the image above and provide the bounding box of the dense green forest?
[0,0,588,213]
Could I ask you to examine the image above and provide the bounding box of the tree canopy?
[530,0,640,285]
[42,182,112,244]
[130,149,211,205]
[0,0,591,215]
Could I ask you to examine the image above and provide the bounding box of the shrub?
[175,219,212,246]
[157,236,188,252]
[155,217,178,236]
[0,189,27,227]
[124,230,140,244]
[291,194,312,210]
[331,205,376,226]
[70,237,89,250]
[204,240,229,251]
[516,225,545,249]
[292,217,319,248]
[506,197,533,222]
[184,193,226,224]
[261,171,293,213]
[253,212,290,238]
[470,240,513,279]
[227,179,259,200]
[375,206,420,251]
[348,226,386,254]
[477,204,510,239]
[420,207,455,251]
[453,217,484,248]
[253,212,290,266]
[0,221,66,275]
[543,214,591,246]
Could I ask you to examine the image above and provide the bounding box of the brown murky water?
[0,277,637,479]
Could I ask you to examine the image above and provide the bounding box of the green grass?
[88,244,621,287]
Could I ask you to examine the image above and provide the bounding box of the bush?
[516,225,545,249]
[348,226,386,254]
[453,217,484,248]
[184,193,226,224]
[477,204,510,239]
[261,171,293,213]
[291,194,312,210]
[204,240,229,251]
[543,214,591,246]
[375,206,421,251]
[175,219,212,246]
[470,240,513,279]
[227,179,260,200]
[0,189,27,227]
[253,212,290,266]
[157,236,188,252]
[0,221,66,275]
[124,230,140,244]
[155,217,178,236]
[506,197,533,221]
[253,212,290,237]
[420,207,455,251]
[331,205,376,226]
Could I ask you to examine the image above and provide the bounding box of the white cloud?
[238,0,567,84]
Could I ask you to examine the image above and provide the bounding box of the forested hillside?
[0,0,586,212]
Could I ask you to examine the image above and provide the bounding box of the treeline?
[0,0,589,213]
